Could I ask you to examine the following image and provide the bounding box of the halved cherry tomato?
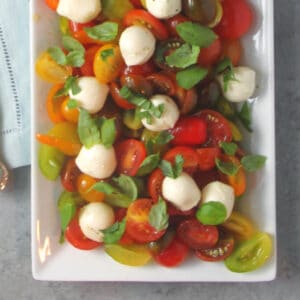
[154,237,189,267]
[121,74,153,97]
[221,39,243,66]
[195,230,234,261]
[196,147,221,171]
[46,84,66,123]
[61,158,81,192]
[115,208,134,245]
[163,146,199,174]
[94,44,124,84]
[65,213,101,250]
[170,117,207,146]
[194,169,221,189]
[76,174,105,203]
[195,109,232,146]
[123,9,169,40]
[148,168,164,203]
[122,60,156,77]
[177,219,219,250]
[215,0,253,40]
[45,0,58,10]
[115,139,147,176]
[165,14,189,37]
[198,38,222,67]
[60,99,80,123]
[80,46,99,76]
[146,73,176,96]
[110,82,135,110]
[126,199,166,243]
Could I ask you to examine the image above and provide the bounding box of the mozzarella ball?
[79,203,115,243]
[162,172,201,211]
[141,95,180,132]
[75,144,117,179]
[69,77,109,114]
[57,0,101,23]
[201,181,235,220]
[146,0,182,19]
[119,26,156,66]
[217,66,256,102]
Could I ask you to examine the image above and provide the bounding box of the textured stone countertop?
[0,0,299,299]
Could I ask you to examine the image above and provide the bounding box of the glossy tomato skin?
[68,20,100,45]
[80,46,99,76]
[221,39,243,66]
[65,214,101,250]
[115,139,147,176]
[196,147,221,171]
[194,109,232,147]
[170,117,207,146]
[215,0,253,40]
[148,168,164,203]
[122,61,156,77]
[110,82,136,110]
[147,73,176,96]
[165,14,189,37]
[126,199,166,243]
[154,237,189,267]
[61,158,81,192]
[177,219,219,250]
[198,38,222,67]
[45,0,58,10]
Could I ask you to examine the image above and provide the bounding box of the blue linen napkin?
[0,0,30,169]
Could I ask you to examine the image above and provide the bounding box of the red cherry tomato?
[123,9,169,40]
[148,168,164,203]
[121,74,153,97]
[126,199,166,243]
[196,147,221,171]
[163,146,199,174]
[170,117,207,146]
[80,46,99,76]
[177,219,219,250]
[122,61,156,77]
[115,139,147,176]
[194,109,232,147]
[65,214,101,250]
[194,169,221,189]
[60,158,81,192]
[195,230,235,261]
[45,0,58,10]
[215,0,253,40]
[221,39,243,66]
[115,208,134,245]
[154,237,189,267]
[68,20,100,45]
[147,73,176,96]
[165,14,189,37]
[198,38,222,67]
[110,82,135,110]
[167,205,195,217]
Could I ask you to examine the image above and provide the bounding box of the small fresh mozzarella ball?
[162,172,201,211]
[69,77,109,114]
[217,66,256,102]
[141,95,180,132]
[146,0,182,19]
[119,26,156,66]
[57,0,101,23]
[201,181,235,220]
[75,144,117,179]
[79,203,115,243]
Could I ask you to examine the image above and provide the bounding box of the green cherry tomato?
[38,144,66,180]
[123,110,143,130]
[225,232,273,273]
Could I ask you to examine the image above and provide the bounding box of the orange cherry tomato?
[76,174,105,203]
[46,84,66,123]
[196,147,221,171]
[126,199,166,243]
[60,99,79,123]
[80,46,99,76]
[45,0,58,10]
[94,44,124,84]
[198,38,222,67]
[221,39,243,66]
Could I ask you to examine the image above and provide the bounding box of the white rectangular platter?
[31,0,276,281]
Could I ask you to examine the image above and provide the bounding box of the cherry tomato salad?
[36,0,272,273]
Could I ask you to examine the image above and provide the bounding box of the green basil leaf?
[196,202,227,225]
[92,181,117,194]
[215,158,239,176]
[237,102,253,132]
[112,175,138,201]
[102,219,126,244]
[176,65,208,89]
[55,76,81,97]
[78,109,101,148]
[215,57,233,74]
[220,142,238,156]
[176,22,217,47]
[149,197,169,231]
[66,50,85,67]
[62,36,85,52]
[166,43,200,69]
[101,118,116,148]
[154,131,174,145]
[101,48,115,61]
[47,47,67,65]
[137,153,160,176]
[174,155,184,178]
[159,159,175,178]
[85,22,119,41]
[241,155,267,172]
[67,99,79,109]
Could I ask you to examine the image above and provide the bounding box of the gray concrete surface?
[0,0,299,299]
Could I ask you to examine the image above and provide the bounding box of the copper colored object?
[0,161,8,191]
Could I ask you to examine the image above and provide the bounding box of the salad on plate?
[35,0,272,272]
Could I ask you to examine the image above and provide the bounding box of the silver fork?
[0,161,8,190]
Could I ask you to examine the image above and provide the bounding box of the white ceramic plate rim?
[31,0,276,282]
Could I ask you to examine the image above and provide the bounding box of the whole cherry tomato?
[80,46,99,76]
[60,99,79,123]
[198,38,222,67]
[221,39,243,66]
[46,84,66,123]
[165,14,189,37]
